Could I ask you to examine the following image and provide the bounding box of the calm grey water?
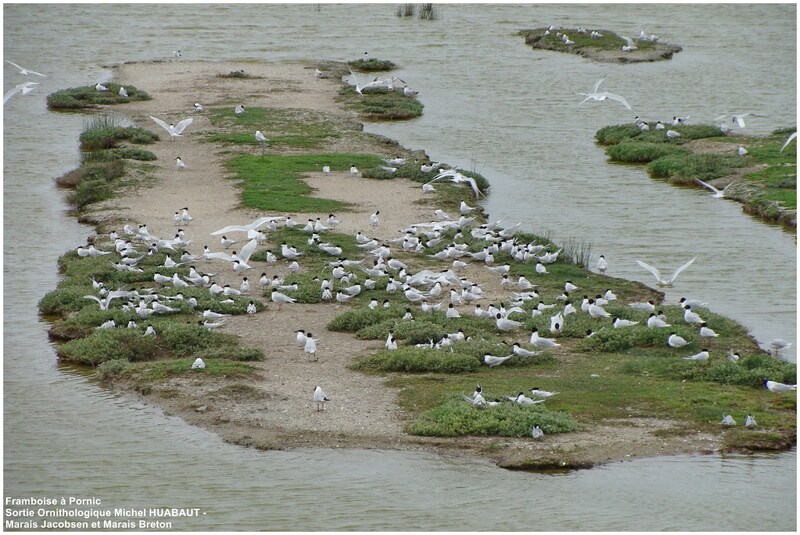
[3,3,796,531]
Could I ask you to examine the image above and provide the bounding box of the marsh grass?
[130,359,258,383]
[417,3,440,20]
[207,107,343,149]
[647,153,745,184]
[347,59,398,72]
[217,70,259,79]
[47,84,151,110]
[337,86,423,120]
[224,153,384,212]
[396,3,415,16]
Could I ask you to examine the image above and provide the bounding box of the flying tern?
[150,116,193,141]
[636,257,695,287]
[5,60,46,77]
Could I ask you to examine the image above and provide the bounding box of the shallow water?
[3,3,796,531]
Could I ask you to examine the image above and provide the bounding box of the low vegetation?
[519,28,682,63]
[47,84,151,110]
[596,123,797,228]
[337,86,424,120]
[347,58,397,72]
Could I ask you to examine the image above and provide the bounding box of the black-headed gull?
[313,385,330,411]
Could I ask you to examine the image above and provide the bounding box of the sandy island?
[75,59,732,470]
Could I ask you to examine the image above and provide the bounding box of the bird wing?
[204,251,234,262]
[591,74,606,94]
[237,238,259,265]
[695,178,721,194]
[780,131,797,153]
[668,257,695,284]
[636,260,663,283]
[3,85,23,104]
[600,92,633,111]
[6,60,23,71]
[149,116,172,133]
[173,118,193,134]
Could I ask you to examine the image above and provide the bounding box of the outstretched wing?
[668,257,695,284]
[601,92,633,111]
[695,178,720,195]
[204,251,234,262]
[149,116,172,133]
[636,260,663,283]
[237,238,259,265]
[591,74,606,94]
[173,118,193,134]
[780,131,797,153]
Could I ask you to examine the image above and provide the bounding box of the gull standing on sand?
[150,116,193,141]
[313,386,330,411]
[304,333,319,361]
[176,156,185,171]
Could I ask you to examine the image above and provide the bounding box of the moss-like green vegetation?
[337,86,424,120]
[47,84,151,110]
[519,28,682,63]
[224,153,385,212]
[347,58,397,72]
[217,69,260,79]
[79,123,159,150]
[597,123,797,227]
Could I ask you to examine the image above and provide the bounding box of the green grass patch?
[80,125,159,150]
[206,107,343,149]
[217,69,259,79]
[606,141,690,163]
[337,86,423,120]
[131,358,258,382]
[224,153,384,212]
[348,58,397,72]
[354,347,481,373]
[406,395,577,437]
[47,84,151,110]
[647,153,745,184]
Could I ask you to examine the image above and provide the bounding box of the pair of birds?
[5,60,45,105]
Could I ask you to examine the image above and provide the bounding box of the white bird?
[6,60,46,77]
[727,349,740,363]
[738,145,748,157]
[313,385,330,411]
[370,211,380,227]
[699,322,718,338]
[484,354,514,367]
[647,313,671,329]
[194,102,203,112]
[505,392,544,406]
[255,130,267,143]
[714,113,763,129]
[304,334,319,360]
[271,290,296,308]
[4,81,39,104]
[191,357,206,369]
[666,130,681,139]
[578,75,633,111]
[530,388,559,398]
[636,257,695,287]
[235,104,245,114]
[149,116,193,141]
[512,343,540,358]
[211,216,284,236]
[95,82,108,92]
[763,380,797,399]
[118,86,128,97]
[683,306,704,324]
[596,255,608,274]
[530,328,560,348]
[667,333,689,348]
[613,317,639,328]
[720,414,736,426]
[531,425,544,440]
[683,349,710,362]
[247,301,257,315]
[425,169,484,198]
[695,178,734,198]
[403,86,418,97]
[176,157,186,171]
[744,415,757,429]
[496,314,522,331]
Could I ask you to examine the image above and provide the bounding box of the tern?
[370,211,380,226]
[720,414,736,426]
[763,380,796,401]
[495,314,522,331]
[150,116,193,141]
[699,322,718,337]
[191,357,206,369]
[235,104,245,114]
[596,255,608,274]
[304,334,319,360]
[4,81,39,104]
[613,317,639,328]
[530,328,560,348]
[175,156,186,171]
[194,102,204,112]
[636,257,695,287]
[714,113,764,129]
[505,392,544,406]
[578,75,633,110]
[531,425,545,439]
[683,349,710,362]
[744,415,757,429]
[211,216,284,236]
[695,178,734,198]
[95,82,108,92]
[530,388,559,398]
[6,60,46,77]
[666,130,681,139]
[667,333,689,348]
[647,313,671,329]
[119,86,128,97]
[425,169,484,198]
[313,386,330,411]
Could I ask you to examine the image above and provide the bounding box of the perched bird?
[176,157,186,171]
[194,102,204,112]
[530,388,559,398]
[683,306,704,325]
[596,254,608,274]
[370,211,380,227]
[505,392,544,406]
[647,313,671,329]
[720,414,736,426]
[350,164,359,175]
[738,145,748,157]
[667,333,689,348]
[191,357,206,369]
[304,333,319,361]
[530,328,560,348]
[744,414,757,429]
[613,317,639,329]
[763,379,797,401]
[313,385,330,411]
[95,82,108,91]
[683,349,710,362]
[235,104,245,114]
[496,313,522,331]
[666,130,681,139]
[247,301,257,316]
[531,424,544,440]
[636,257,696,287]
[119,86,128,97]
[699,322,718,337]
[727,349,741,363]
